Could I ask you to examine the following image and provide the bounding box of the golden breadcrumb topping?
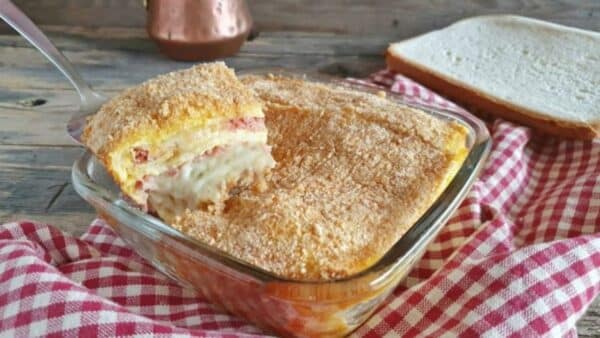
[172,75,469,281]
[82,62,262,159]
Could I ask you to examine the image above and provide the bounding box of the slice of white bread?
[386,15,600,140]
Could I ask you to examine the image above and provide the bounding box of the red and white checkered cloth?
[1,70,599,337]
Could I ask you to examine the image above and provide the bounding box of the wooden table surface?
[0,25,599,335]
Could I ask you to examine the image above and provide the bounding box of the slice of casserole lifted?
[172,74,470,281]
[82,62,275,220]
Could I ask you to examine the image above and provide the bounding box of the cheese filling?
[143,143,275,222]
[118,117,268,181]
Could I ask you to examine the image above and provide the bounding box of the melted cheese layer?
[112,122,268,202]
[147,143,275,221]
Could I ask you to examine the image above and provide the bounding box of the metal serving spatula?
[0,0,106,144]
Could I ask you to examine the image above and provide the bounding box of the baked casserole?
[173,74,469,280]
[74,65,489,337]
[82,63,468,281]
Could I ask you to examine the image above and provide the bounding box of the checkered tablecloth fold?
[1,70,599,337]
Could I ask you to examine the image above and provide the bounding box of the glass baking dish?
[72,69,491,337]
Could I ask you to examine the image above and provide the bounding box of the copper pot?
[146,0,253,61]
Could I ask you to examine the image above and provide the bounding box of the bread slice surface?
[387,15,600,139]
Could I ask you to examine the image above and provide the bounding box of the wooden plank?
[0,144,81,169]
[0,144,94,234]
[1,0,146,29]
[0,166,86,212]
[0,143,93,234]
[1,27,390,56]
[250,0,600,35]
[0,29,385,94]
[0,98,81,146]
[1,0,598,35]
[0,52,383,90]
[0,165,94,236]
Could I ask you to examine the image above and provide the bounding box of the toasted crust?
[172,75,469,281]
[386,53,600,140]
[83,62,262,156]
[81,62,264,201]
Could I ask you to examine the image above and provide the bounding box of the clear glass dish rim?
[72,68,492,287]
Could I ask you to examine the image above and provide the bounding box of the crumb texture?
[173,75,468,281]
[82,62,262,157]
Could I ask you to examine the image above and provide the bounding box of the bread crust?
[386,51,600,140]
